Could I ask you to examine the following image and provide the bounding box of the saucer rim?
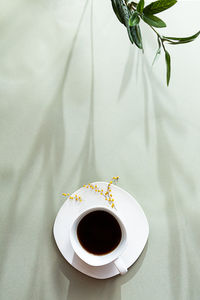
[53,182,149,279]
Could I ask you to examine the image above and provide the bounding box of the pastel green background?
[0,0,200,299]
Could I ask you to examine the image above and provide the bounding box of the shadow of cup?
[53,232,148,300]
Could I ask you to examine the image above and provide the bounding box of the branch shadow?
[0,2,93,299]
[60,0,100,191]
[141,55,197,300]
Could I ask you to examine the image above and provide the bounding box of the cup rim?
[70,205,127,266]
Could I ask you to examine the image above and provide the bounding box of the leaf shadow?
[141,55,198,300]
[0,1,91,297]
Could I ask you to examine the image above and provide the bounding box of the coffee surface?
[77,210,122,255]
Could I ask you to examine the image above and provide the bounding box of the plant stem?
[149,25,167,51]
[127,2,136,11]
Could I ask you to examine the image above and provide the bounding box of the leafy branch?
[111,0,200,85]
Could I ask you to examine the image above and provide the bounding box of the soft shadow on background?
[141,56,200,300]
[1,1,200,300]
[53,234,148,300]
[62,0,99,190]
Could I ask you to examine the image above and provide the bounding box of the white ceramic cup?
[70,205,128,275]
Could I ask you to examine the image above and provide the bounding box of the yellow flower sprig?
[62,192,82,202]
[82,176,119,209]
[62,176,119,208]
[106,176,119,208]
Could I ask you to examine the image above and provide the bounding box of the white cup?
[70,205,128,275]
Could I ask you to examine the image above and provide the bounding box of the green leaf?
[111,0,144,49]
[136,24,143,49]
[164,30,200,41]
[152,37,161,65]
[143,0,177,15]
[119,0,131,27]
[111,0,126,25]
[165,50,171,86]
[142,14,166,28]
[137,0,145,13]
[163,30,200,44]
[129,12,140,26]
[130,24,143,49]
[166,40,198,45]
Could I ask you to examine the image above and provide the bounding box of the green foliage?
[111,0,126,25]
[143,0,177,15]
[142,14,166,28]
[136,0,145,13]
[163,31,200,44]
[165,50,171,86]
[129,12,140,26]
[152,37,161,65]
[130,24,143,49]
[111,0,200,86]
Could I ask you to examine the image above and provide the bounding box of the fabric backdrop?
[0,0,200,299]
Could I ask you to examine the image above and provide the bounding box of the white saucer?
[53,182,149,279]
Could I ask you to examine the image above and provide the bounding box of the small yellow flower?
[83,185,86,187]
[95,185,97,188]
[98,189,100,192]
[86,185,89,188]
[109,181,112,184]
[105,192,108,195]
[69,196,73,199]
[112,199,114,202]
[110,194,112,197]
[67,193,70,196]
[95,189,97,192]
[100,192,103,195]
[62,193,67,196]
[111,203,114,208]
[79,199,82,202]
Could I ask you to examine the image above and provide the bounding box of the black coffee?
[77,210,122,255]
